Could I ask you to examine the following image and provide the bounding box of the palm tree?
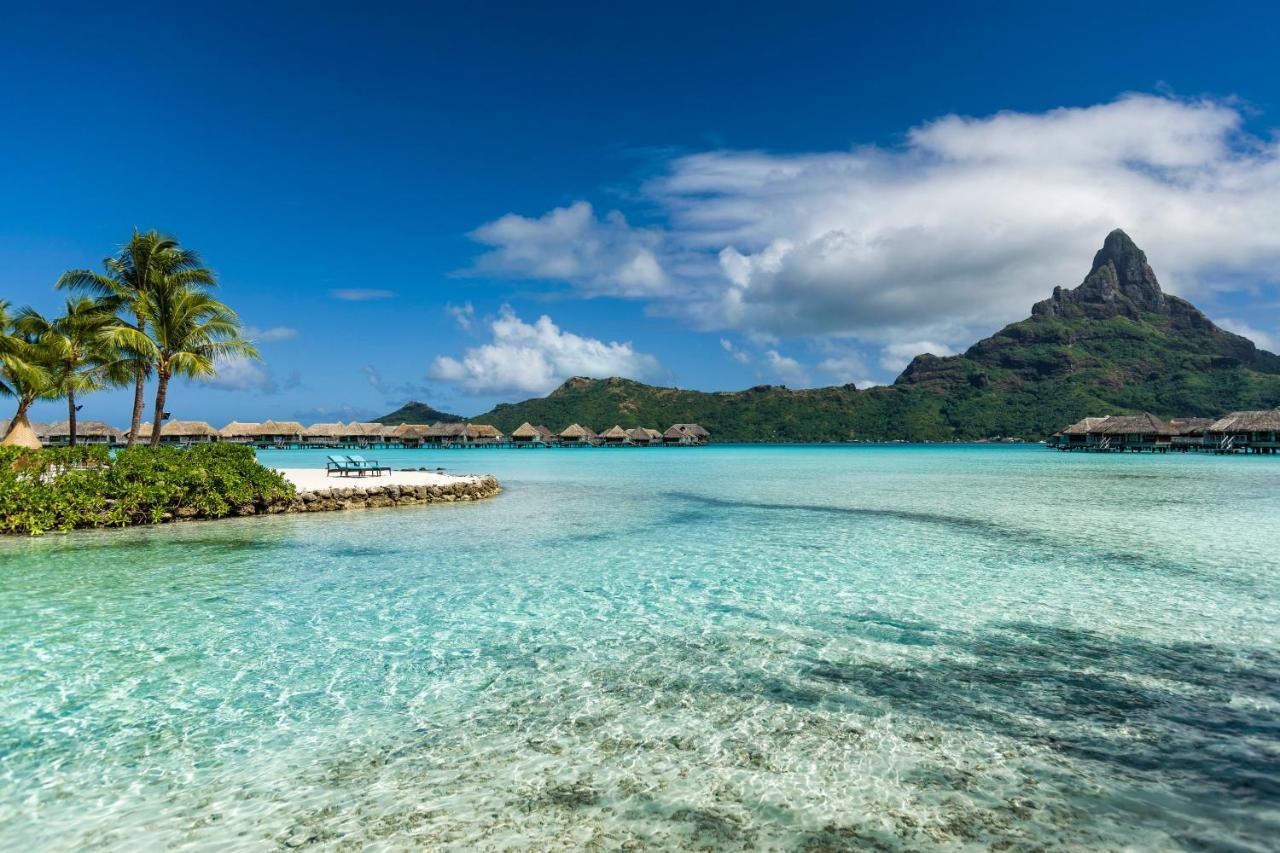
[57,230,216,446]
[14,298,122,446]
[0,302,58,449]
[108,288,258,447]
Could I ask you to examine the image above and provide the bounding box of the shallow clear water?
[1,445,1277,850]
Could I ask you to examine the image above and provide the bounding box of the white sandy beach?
[274,468,485,493]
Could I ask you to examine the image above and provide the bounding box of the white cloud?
[719,337,751,364]
[201,355,295,394]
[816,351,878,388]
[447,302,475,330]
[879,340,956,373]
[429,305,661,395]
[331,288,395,301]
[1216,318,1279,353]
[466,201,672,297]
[468,94,1280,359]
[763,350,809,387]
[244,325,298,343]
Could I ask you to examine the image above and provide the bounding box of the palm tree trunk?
[68,390,78,447]
[127,366,146,447]
[149,371,169,448]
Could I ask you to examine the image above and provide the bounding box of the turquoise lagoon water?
[1,445,1277,850]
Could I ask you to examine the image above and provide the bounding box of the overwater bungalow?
[1053,416,1109,449]
[340,422,389,447]
[559,423,591,445]
[662,423,710,446]
[219,421,261,444]
[302,423,344,447]
[511,422,540,445]
[42,420,121,446]
[1086,414,1175,452]
[601,425,630,446]
[1208,409,1280,454]
[252,420,305,447]
[1169,417,1216,452]
[135,421,220,445]
[390,423,431,447]
[466,424,504,445]
[535,424,557,444]
[626,427,655,446]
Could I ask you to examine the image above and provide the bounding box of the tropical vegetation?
[0,443,294,535]
[1,229,257,447]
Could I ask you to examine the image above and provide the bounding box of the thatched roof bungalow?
[626,427,655,446]
[134,421,219,444]
[252,420,305,444]
[535,425,557,443]
[43,420,121,445]
[1208,409,1280,452]
[466,424,504,444]
[559,423,590,444]
[219,421,261,443]
[1169,417,1216,450]
[1053,416,1109,447]
[511,422,540,444]
[302,422,344,445]
[601,425,630,445]
[388,423,432,447]
[1087,413,1175,450]
[340,422,389,445]
[662,423,710,446]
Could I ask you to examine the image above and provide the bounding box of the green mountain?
[382,231,1280,441]
[375,401,465,425]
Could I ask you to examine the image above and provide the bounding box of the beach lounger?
[325,454,367,477]
[346,454,391,476]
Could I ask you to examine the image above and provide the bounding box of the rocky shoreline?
[170,475,502,521]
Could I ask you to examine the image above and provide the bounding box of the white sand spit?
[275,468,485,494]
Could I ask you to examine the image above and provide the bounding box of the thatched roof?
[1060,416,1109,436]
[643,428,663,440]
[44,420,119,438]
[535,425,556,440]
[466,424,503,439]
[664,423,710,439]
[303,422,345,437]
[1090,413,1175,436]
[601,425,629,439]
[343,422,388,437]
[626,428,652,441]
[391,423,432,438]
[219,421,261,437]
[1209,409,1280,433]
[255,420,305,436]
[135,420,219,438]
[425,422,467,437]
[559,423,588,438]
[2,416,41,449]
[1169,417,1216,436]
[30,422,51,438]
[511,422,540,439]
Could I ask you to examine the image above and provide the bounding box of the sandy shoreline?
[274,467,486,493]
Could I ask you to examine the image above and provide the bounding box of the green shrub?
[0,443,295,535]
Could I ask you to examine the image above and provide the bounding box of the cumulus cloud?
[816,350,879,388]
[469,94,1280,366]
[879,340,956,373]
[331,288,395,301]
[446,302,475,330]
[1216,318,1279,353]
[466,201,672,297]
[429,305,661,395]
[720,337,752,364]
[201,355,298,394]
[763,350,809,387]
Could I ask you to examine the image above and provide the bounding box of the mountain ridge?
[380,231,1280,441]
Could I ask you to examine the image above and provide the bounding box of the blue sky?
[4,2,1280,424]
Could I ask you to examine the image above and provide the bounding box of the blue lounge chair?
[346,454,391,476]
[325,454,366,477]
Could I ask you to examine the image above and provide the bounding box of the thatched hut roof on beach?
[1,416,43,449]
